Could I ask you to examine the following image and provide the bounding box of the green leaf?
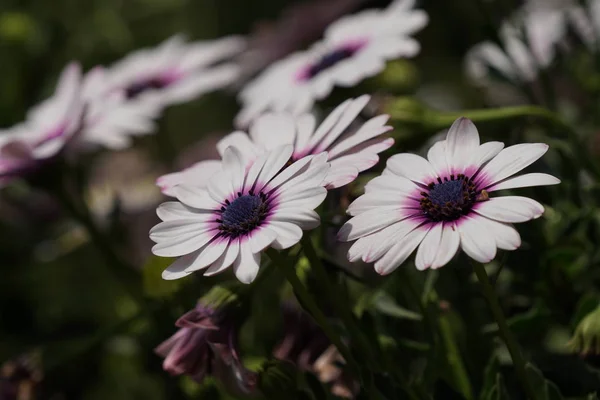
[142,256,182,299]
[480,355,500,400]
[373,292,422,321]
[571,294,600,329]
[485,374,510,400]
[524,363,565,400]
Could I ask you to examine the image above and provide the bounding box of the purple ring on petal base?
[295,39,369,83]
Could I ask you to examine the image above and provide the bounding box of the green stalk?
[264,248,361,380]
[472,262,538,400]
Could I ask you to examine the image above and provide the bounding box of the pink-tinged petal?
[457,216,497,263]
[244,151,270,193]
[486,173,560,192]
[151,227,218,257]
[476,143,549,187]
[254,145,294,192]
[445,117,480,173]
[364,174,421,196]
[248,227,277,253]
[249,113,297,150]
[173,185,221,210]
[329,152,379,175]
[307,96,370,153]
[365,217,423,262]
[233,242,261,284]
[269,221,304,249]
[427,140,449,177]
[374,225,429,275]
[157,160,222,196]
[156,202,212,222]
[184,237,230,273]
[294,114,316,154]
[431,223,460,269]
[203,238,240,276]
[415,222,443,271]
[347,234,378,262]
[216,131,259,164]
[272,208,320,230]
[386,153,437,185]
[327,114,391,158]
[479,217,521,251]
[338,209,407,242]
[474,196,544,223]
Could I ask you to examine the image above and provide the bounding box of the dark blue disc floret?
[420,174,478,222]
[216,193,269,238]
[305,47,358,80]
[126,78,169,99]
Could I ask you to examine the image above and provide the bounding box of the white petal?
[216,131,259,163]
[156,202,212,222]
[184,237,230,273]
[364,174,421,196]
[479,217,521,251]
[162,252,196,280]
[249,113,296,150]
[327,114,391,158]
[156,160,221,196]
[233,242,261,284]
[173,185,220,210]
[458,216,497,263]
[151,227,218,257]
[248,227,277,253]
[203,238,240,276]
[470,141,504,170]
[477,143,549,187]
[277,186,327,210]
[272,208,320,230]
[221,146,245,191]
[263,154,315,193]
[269,220,303,249]
[364,217,423,262]
[295,114,316,154]
[386,153,437,184]
[374,226,429,275]
[474,196,545,223]
[487,173,560,192]
[427,140,449,177]
[338,209,405,242]
[323,166,359,189]
[254,145,294,192]
[347,192,412,216]
[415,222,443,271]
[431,223,460,269]
[445,117,480,172]
[208,170,235,203]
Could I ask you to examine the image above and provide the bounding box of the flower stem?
[264,248,361,381]
[53,175,144,303]
[472,262,538,400]
[301,237,421,400]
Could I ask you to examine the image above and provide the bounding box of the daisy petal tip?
[161,269,189,281]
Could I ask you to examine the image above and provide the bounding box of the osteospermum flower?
[338,117,560,274]
[235,0,428,126]
[157,95,393,195]
[0,63,83,180]
[465,2,568,84]
[150,145,329,283]
[105,35,245,109]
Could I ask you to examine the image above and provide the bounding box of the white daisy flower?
[235,0,428,127]
[0,62,83,180]
[338,117,560,275]
[566,0,600,49]
[150,145,330,284]
[156,95,393,195]
[105,35,245,109]
[465,3,568,84]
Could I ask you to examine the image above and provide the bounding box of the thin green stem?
[301,237,421,400]
[386,100,600,179]
[264,248,360,380]
[53,175,144,303]
[472,262,538,400]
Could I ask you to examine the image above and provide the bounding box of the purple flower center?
[217,193,269,238]
[126,78,170,99]
[420,174,479,222]
[297,40,367,82]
